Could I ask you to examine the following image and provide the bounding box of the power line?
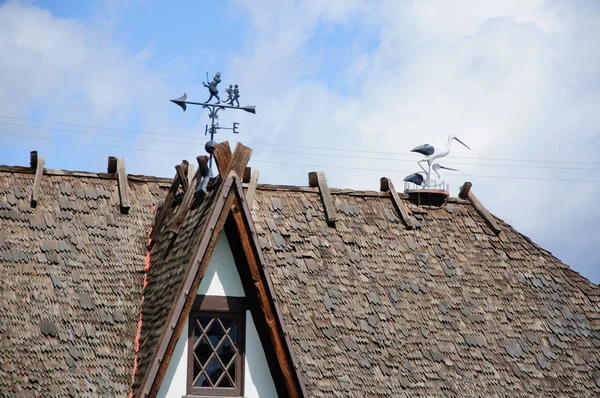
[2,114,599,166]
[2,131,600,183]
[2,121,599,172]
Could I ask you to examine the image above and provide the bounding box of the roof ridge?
[244,182,470,203]
[0,164,172,183]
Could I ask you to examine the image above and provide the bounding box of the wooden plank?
[117,157,131,214]
[186,162,195,188]
[150,168,182,240]
[309,171,337,224]
[212,141,233,178]
[245,169,260,207]
[175,161,189,192]
[222,143,253,181]
[459,181,472,199]
[107,156,117,173]
[30,155,45,208]
[30,151,38,169]
[386,178,416,229]
[196,155,209,178]
[466,189,502,234]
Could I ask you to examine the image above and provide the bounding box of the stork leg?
[418,160,430,188]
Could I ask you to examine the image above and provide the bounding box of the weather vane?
[170,71,256,173]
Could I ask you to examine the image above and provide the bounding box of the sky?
[0,0,598,282]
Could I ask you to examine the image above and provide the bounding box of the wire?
[2,115,599,166]
[2,131,600,183]
[2,121,599,172]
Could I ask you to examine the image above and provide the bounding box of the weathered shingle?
[248,186,600,397]
[0,169,166,397]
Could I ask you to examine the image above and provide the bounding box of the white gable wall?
[157,232,278,398]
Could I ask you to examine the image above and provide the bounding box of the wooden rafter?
[380,177,417,229]
[459,182,502,234]
[30,152,45,208]
[308,171,337,224]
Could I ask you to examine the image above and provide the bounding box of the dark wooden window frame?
[187,295,248,397]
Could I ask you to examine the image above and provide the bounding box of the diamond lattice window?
[188,309,245,396]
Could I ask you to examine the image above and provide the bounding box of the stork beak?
[439,166,459,172]
[454,137,471,150]
[170,93,188,112]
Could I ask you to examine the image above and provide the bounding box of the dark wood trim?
[176,161,189,192]
[168,166,200,236]
[187,310,246,397]
[459,181,472,199]
[192,295,248,312]
[107,156,117,174]
[197,156,210,178]
[142,173,238,397]
[228,179,306,397]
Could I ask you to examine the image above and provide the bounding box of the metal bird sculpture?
[411,133,470,177]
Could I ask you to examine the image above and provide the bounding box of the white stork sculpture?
[411,133,470,177]
[404,163,458,188]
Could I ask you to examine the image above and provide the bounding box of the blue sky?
[0,0,599,282]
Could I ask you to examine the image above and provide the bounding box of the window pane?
[229,322,238,345]
[219,374,233,388]
[218,338,236,367]
[206,321,225,348]
[194,336,212,365]
[195,371,211,387]
[206,357,224,385]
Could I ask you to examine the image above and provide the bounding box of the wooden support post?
[107,156,117,174]
[197,156,209,178]
[30,151,38,169]
[459,182,502,234]
[380,177,416,229]
[30,154,45,208]
[246,169,260,207]
[243,167,252,183]
[150,167,183,240]
[459,182,472,199]
[175,161,189,192]
[308,171,337,224]
[186,162,195,189]
[117,157,131,214]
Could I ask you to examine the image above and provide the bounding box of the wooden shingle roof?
[0,166,167,397]
[247,183,600,397]
[1,148,600,397]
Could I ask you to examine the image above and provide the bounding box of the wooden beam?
[220,143,253,181]
[30,151,38,169]
[246,169,260,207]
[243,166,251,183]
[212,141,233,178]
[459,182,472,199]
[308,171,318,187]
[30,155,45,208]
[197,155,209,178]
[168,164,199,235]
[117,157,130,214]
[463,187,502,234]
[230,199,302,398]
[150,167,183,240]
[308,171,337,224]
[186,162,195,188]
[381,177,416,229]
[107,156,117,173]
[175,161,189,192]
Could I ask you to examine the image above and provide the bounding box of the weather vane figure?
[203,72,222,103]
[170,72,256,173]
